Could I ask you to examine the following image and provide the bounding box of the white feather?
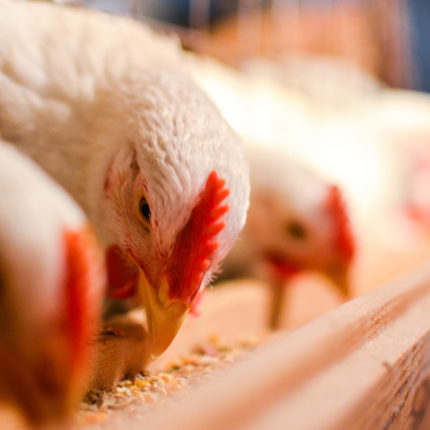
[0,140,85,346]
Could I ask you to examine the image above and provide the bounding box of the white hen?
[0,1,250,356]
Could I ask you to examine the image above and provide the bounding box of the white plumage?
[0,1,250,355]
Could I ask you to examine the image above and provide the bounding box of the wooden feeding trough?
[138,264,430,430]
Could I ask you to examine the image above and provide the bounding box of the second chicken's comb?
[169,171,230,303]
[326,185,355,261]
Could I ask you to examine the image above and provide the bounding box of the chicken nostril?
[285,220,307,240]
[139,197,151,221]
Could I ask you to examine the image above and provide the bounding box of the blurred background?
[60,0,428,91]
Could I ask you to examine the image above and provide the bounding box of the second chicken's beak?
[137,268,188,358]
[325,264,351,299]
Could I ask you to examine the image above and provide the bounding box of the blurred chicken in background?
[222,144,355,328]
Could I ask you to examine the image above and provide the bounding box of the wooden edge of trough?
[100,262,430,430]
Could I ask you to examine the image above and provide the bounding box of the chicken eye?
[139,196,151,222]
[285,220,307,240]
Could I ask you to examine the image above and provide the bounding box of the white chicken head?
[92,67,250,357]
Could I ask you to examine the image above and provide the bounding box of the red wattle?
[105,245,138,299]
[265,253,301,279]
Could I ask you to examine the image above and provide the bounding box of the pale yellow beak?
[326,264,350,299]
[137,268,188,359]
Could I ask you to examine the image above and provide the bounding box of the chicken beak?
[325,264,350,299]
[137,268,188,359]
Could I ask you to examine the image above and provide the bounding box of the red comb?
[326,185,355,261]
[169,171,230,303]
